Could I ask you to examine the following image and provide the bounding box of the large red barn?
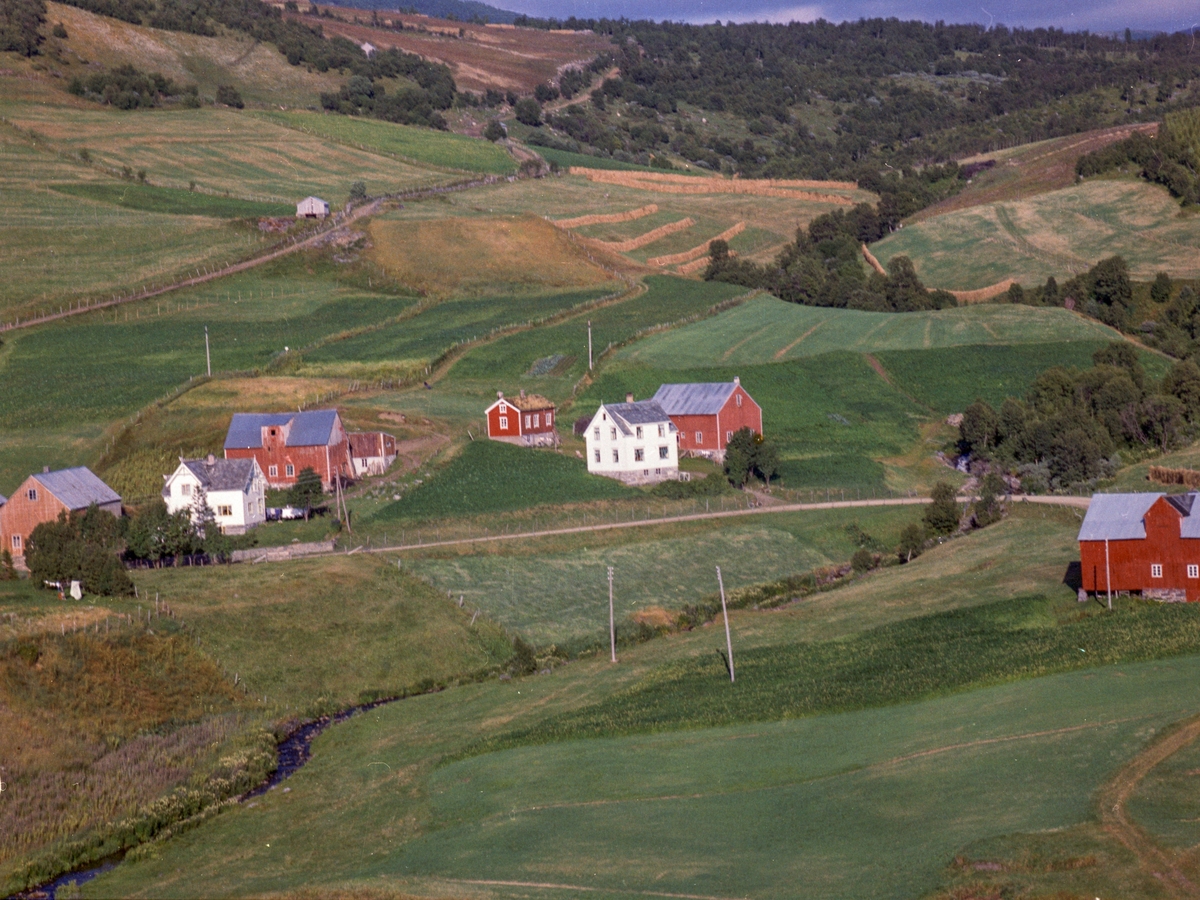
[652,378,762,461]
[223,410,351,490]
[1078,492,1200,602]
[485,391,558,447]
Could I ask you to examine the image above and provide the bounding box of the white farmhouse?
[296,196,330,218]
[584,393,679,485]
[163,455,267,535]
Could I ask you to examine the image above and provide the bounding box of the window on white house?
[643,469,649,476]
[1152,564,1164,578]
[594,449,601,463]
[636,426,643,438]
[634,448,644,461]
[1189,564,1199,579]
[657,424,665,437]
[655,468,661,475]
[269,465,278,477]
[500,416,509,429]
[610,428,617,440]
[659,446,669,459]
[181,483,192,497]
[217,505,233,517]
[11,535,20,549]
[612,449,619,463]
[594,426,600,440]
[696,432,703,444]
[26,488,36,501]
[285,464,295,477]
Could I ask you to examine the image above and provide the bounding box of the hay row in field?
[570,168,857,204]
[553,204,658,228]
[1149,466,1200,489]
[948,279,1017,304]
[861,243,886,275]
[648,222,746,267]
[593,217,695,252]
[570,167,857,191]
[676,251,734,275]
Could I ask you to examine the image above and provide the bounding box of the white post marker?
[205,326,212,377]
[717,566,734,683]
[588,320,593,371]
[608,565,616,663]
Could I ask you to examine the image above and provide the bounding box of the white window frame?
[546,412,553,425]
[269,465,278,478]
[593,426,600,440]
[217,505,233,517]
[612,449,619,463]
[659,446,669,459]
[695,431,703,444]
[1152,563,1164,578]
[499,415,508,430]
[285,464,295,477]
[594,449,601,463]
[736,393,742,407]
[26,488,37,501]
[634,448,644,461]
[11,535,21,549]
[726,431,733,443]
[636,426,643,438]
[657,424,665,438]
[1189,564,1199,579]
[181,483,192,497]
[610,428,617,440]
[525,414,532,428]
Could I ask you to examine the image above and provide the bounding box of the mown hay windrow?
[648,221,746,267]
[570,168,858,191]
[676,255,715,275]
[861,243,886,275]
[948,279,1018,304]
[593,217,695,252]
[570,168,858,204]
[1149,466,1200,489]
[553,204,658,229]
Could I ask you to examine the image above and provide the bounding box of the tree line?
[1076,107,1200,204]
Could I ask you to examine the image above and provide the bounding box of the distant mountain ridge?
[320,0,520,23]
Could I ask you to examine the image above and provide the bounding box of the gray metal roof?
[653,382,737,416]
[605,400,672,435]
[181,458,258,493]
[32,467,121,510]
[0,494,6,506]
[1078,493,1162,541]
[224,410,339,449]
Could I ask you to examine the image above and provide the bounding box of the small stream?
[8,697,401,900]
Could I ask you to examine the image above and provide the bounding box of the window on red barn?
[1152,564,1163,578]
[269,465,278,477]
[285,464,295,477]
[1189,565,1199,579]
[500,416,508,429]
[27,488,37,501]
[695,432,703,444]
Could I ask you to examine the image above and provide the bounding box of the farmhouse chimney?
[520,389,526,399]
[626,392,634,403]
[206,453,216,466]
[497,391,503,399]
[42,466,49,473]
[734,376,740,385]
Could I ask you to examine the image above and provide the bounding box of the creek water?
[8,696,401,900]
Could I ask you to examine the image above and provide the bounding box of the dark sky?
[502,0,1198,35]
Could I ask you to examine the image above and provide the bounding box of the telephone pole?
[204,326,211,377]
[588,320,594,370]
[716,566,734,682]
[607,565,616,662]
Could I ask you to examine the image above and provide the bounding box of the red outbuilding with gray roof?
[223,409,351,490]
[0,467,121,566]
[652,377,762,461]
[1078,491,1200,602]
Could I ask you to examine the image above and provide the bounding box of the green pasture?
[580,355,926,490]
[49,183,294,218]
[371,439,631,523]
[408,505,915,646]
[301,284,618,374]
[618,294,1123,368]
[871,179,1200,289]
[254,111,518,175]
[129,555,512,714]
[442,276,747,403]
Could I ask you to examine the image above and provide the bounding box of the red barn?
[485,391,558,447]
[1078,492,1200,602]
[0,467,122,567]
[223,410,351,490]
[652,378,762,461]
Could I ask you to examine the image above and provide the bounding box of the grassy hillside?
[618,295,1123,368]
[871,179,1200,290]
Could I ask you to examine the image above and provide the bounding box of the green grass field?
[49,183,294,218]
[580,355,926,491]
[618,294,1124,368]
[871,179,1200,289]
[253,111,518,175]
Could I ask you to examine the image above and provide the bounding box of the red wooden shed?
[652,377,762,461]
[1078,492,1200,602]
[485,391,558,447]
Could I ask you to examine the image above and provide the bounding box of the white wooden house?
[296,196,330,218]
[583,393,679,485]
[163,455,266,535]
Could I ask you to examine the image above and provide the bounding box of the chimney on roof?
[734,376,740,385]
[497,390,503,399]
[207,453,216,466]
[626,392,634,403]
[520,389,526,399]
[43,466,50,473]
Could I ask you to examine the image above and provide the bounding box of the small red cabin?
[652,378,762,461]
[1079,492,1200,602]
[485,391,558,447]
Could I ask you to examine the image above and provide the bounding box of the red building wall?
[226,441,349,490]
[1080,498,1200,601]
[672,385,763,454]
[486,402,556,438]
[0,476,72,561]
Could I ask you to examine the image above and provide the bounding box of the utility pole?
[588,320,593,370]
[607,565,616,663]
[716,566,734,683]
[204,326,211,377]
